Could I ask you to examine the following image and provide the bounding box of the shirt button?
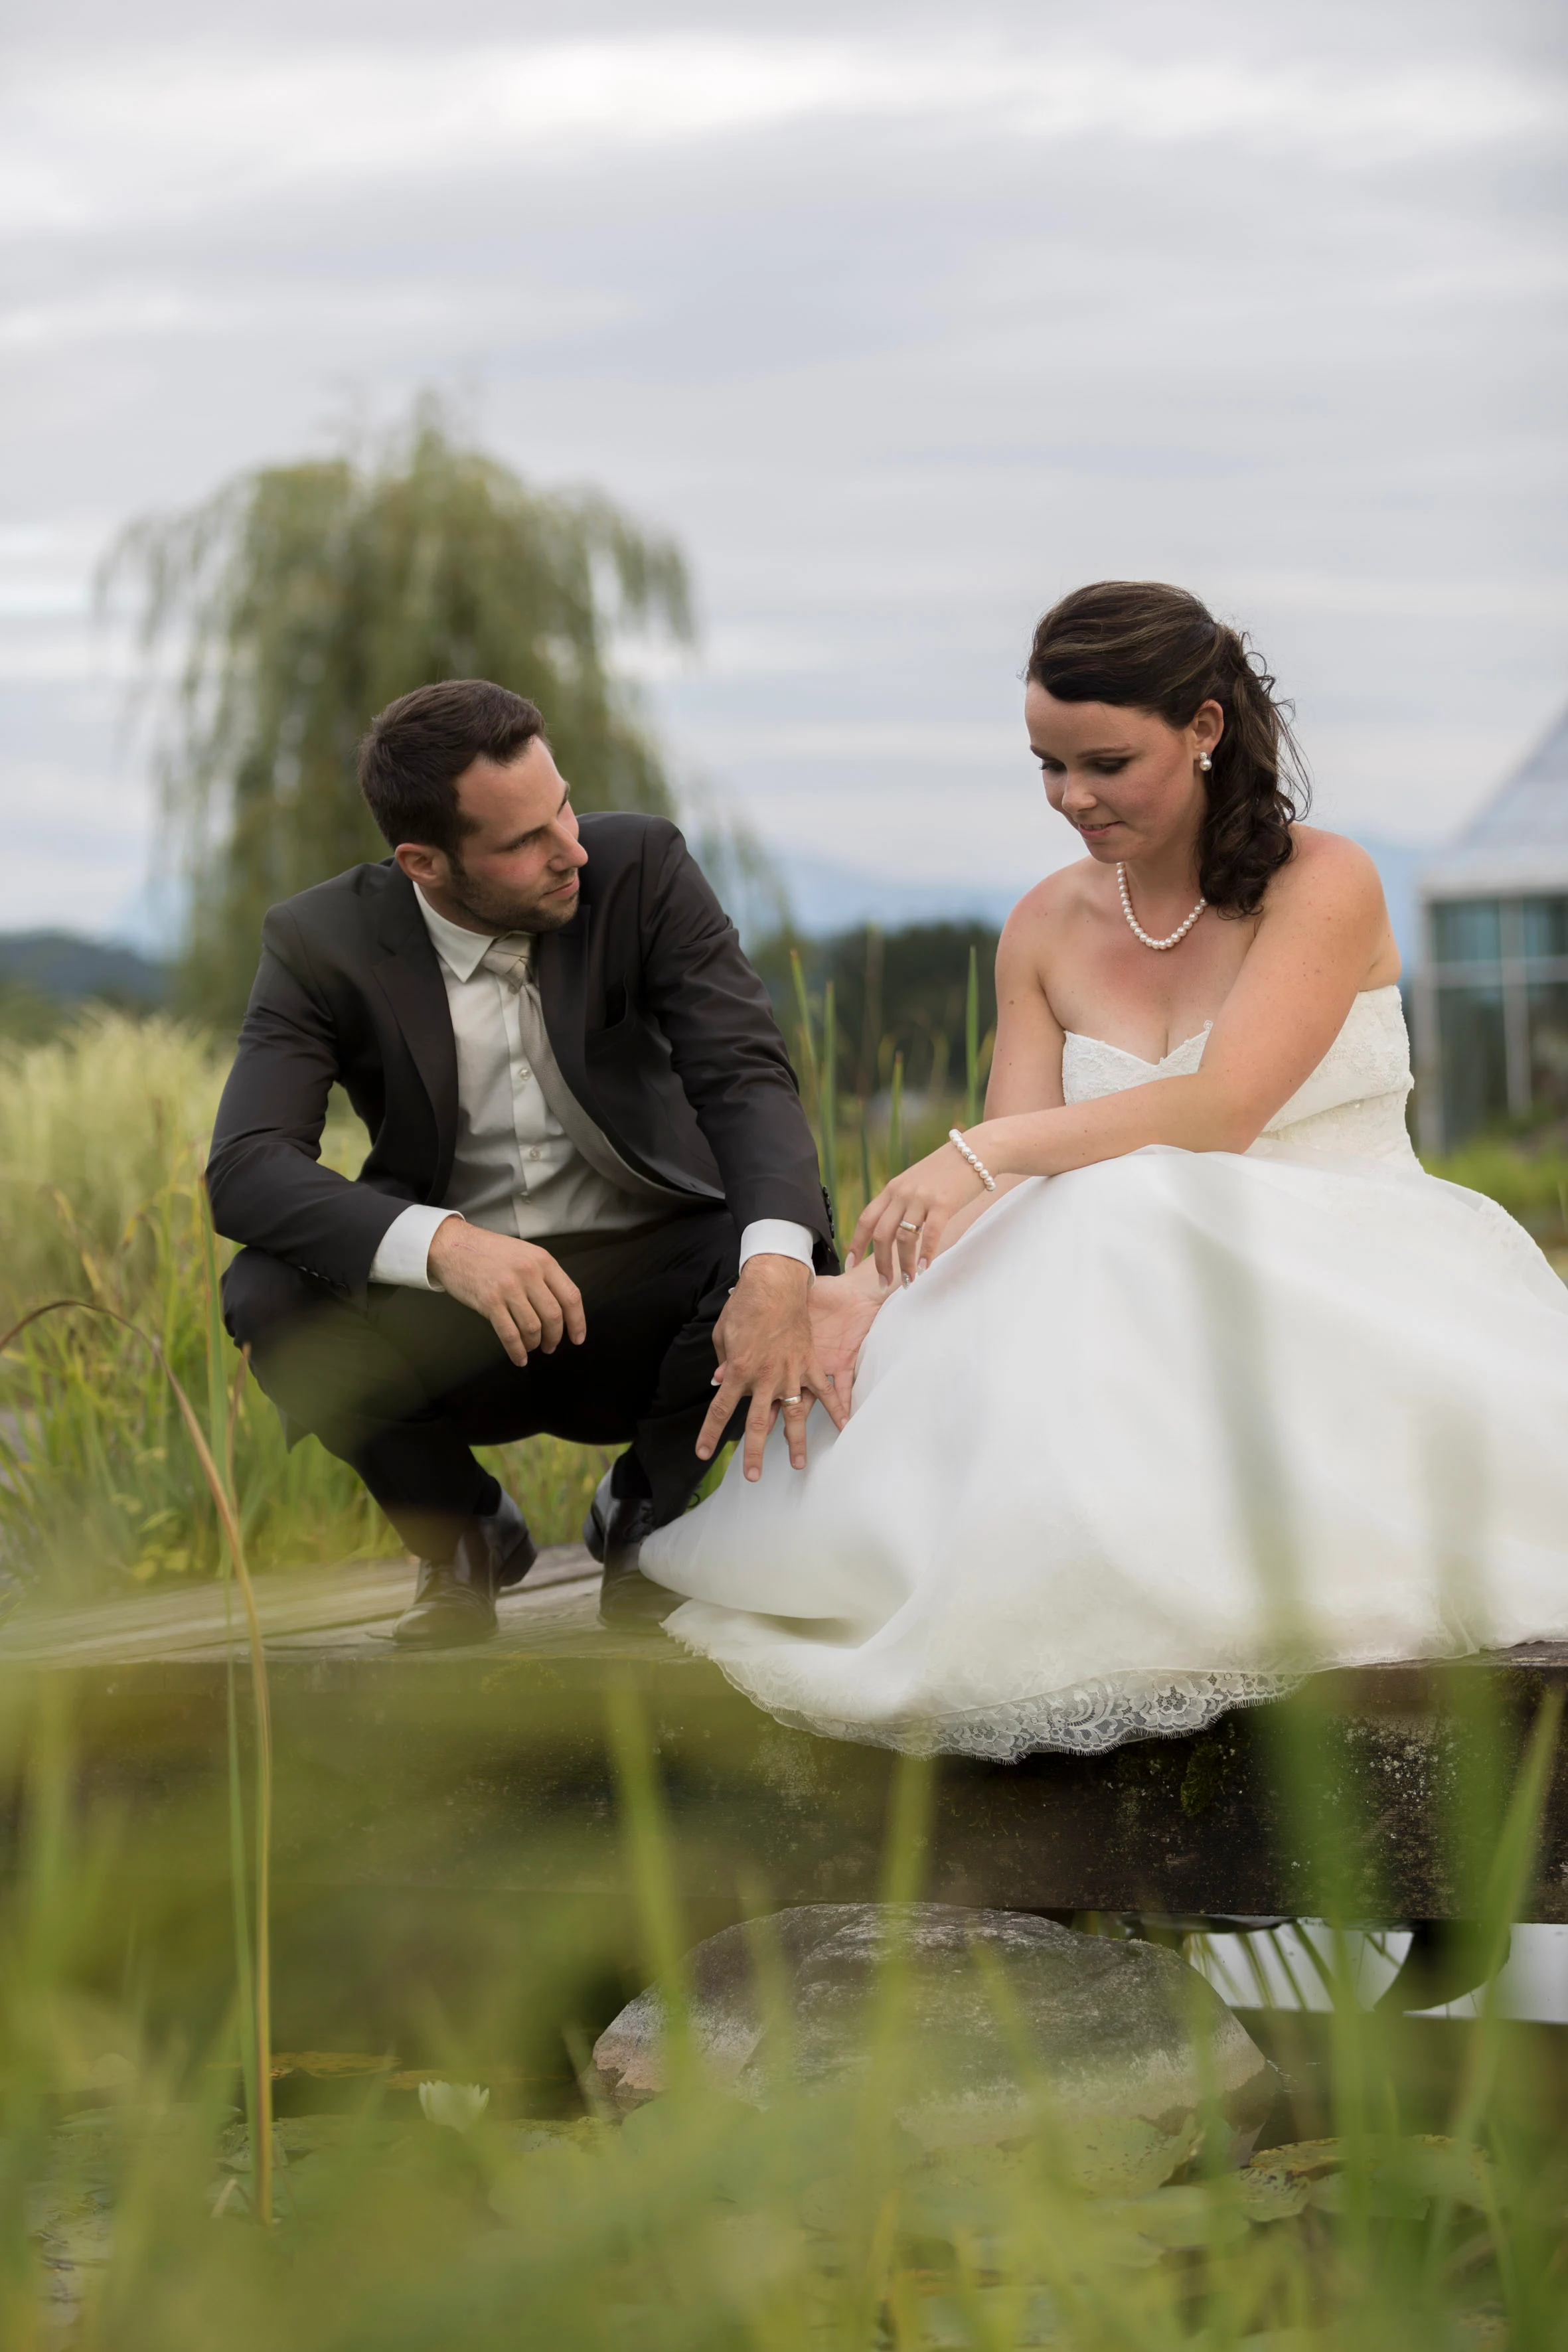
[528,1148,542,1160]
[517,1065,530,1081]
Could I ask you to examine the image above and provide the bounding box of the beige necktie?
[479,935,535,993]
[477,934,678,1206]
[479,935,571,1132]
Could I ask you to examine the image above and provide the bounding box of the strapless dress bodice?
[1061,982,1417,1166]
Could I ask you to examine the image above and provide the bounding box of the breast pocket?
[593,980,630,1034]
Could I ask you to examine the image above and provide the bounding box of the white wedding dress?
[641,987,1568,1757]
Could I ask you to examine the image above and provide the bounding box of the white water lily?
[418,2080,491,2132]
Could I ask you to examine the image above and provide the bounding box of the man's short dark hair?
[358,680,546,858]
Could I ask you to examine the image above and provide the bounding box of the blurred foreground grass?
[2,1668,1566,2351]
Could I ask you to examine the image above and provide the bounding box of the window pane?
[1431,899,1502,965]
[1522,898,1568,961]
[1529,983,1568,1117]
[1437,983,1508,1144]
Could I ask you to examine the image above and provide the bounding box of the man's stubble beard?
[446,862,580,937]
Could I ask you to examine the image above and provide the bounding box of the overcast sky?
[2,0,1565,942]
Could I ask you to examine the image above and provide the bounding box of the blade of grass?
[603,1677,695,2092]
[202,1210,266,2218]
[789,947,819,1115]
[821,979,839,1241]
[839,1753,938,2351]
[1261,1924,1315,2012]
[1426,1682,1565,2286]
[0,1291,275,2224]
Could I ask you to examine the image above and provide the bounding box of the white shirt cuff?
[368,1205,461,1290]
[738,1218,815,1275]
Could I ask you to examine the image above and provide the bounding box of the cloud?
[0,281,631,356]
[0,583,90,621]
[1217,572,1568,626]
[0,518,118,645]
[694,721,1024,763]
[3,34,1562,238]
[0,750,155,935]
[0,0,1561,925]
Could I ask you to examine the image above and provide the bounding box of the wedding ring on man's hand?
[779,1393,803,1407]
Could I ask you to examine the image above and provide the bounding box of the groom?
[208,678,842,1644]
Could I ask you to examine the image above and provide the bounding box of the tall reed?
[788,943,994,1246]
[0,1279,276,2223]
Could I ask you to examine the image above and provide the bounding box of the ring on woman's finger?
[897,1219,919,1233]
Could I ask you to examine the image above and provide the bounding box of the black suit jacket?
[206,813,835,1293]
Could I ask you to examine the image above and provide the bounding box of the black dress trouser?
[221,1208,741,1563]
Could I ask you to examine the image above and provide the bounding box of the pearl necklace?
[1117,864,1208,953]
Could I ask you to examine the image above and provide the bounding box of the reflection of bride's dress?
[642,987,1568,1757]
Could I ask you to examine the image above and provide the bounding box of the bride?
[640,580,1568,1758]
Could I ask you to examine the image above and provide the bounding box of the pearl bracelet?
[947,1128,997,1192]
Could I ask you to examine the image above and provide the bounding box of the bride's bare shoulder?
[1269,825,1385,908]
[1003,858,1101,939]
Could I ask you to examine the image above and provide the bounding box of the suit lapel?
[368,871,459,1196]
[536,903,592,1113]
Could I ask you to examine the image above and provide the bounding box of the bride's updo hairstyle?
[1026,581,1309,917]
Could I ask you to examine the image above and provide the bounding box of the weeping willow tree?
[107,404,694,1020]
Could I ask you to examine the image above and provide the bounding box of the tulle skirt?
[641,1148,1568,1757]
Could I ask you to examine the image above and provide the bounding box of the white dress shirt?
[368,889,814,1289]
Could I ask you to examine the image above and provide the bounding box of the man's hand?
[427,1217,586,1368]
[697,1255,845,1481]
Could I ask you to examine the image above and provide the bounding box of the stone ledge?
[2,1551,1565,1922]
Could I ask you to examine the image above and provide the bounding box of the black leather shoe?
[584,1472,677,1630]
[393,1491,538,1649]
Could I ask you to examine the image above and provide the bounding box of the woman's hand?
[849,1138,987,1286]
[807,1267,888,1410]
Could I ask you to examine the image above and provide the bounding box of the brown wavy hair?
[1026,581,1309,917]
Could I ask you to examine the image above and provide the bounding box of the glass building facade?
[1415,709,1568,1150]
[1422,893,1568,1146]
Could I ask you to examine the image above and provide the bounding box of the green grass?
[0,1013,615,1599]
[1423,1137,1568,1254]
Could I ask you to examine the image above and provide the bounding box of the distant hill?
[0,932,169,1007]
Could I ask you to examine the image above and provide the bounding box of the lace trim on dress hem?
[665,1627,1299,1759]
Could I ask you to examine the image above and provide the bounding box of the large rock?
[590,1904,1275,2169]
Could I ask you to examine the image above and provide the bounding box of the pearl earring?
[1199,753,1213,772]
